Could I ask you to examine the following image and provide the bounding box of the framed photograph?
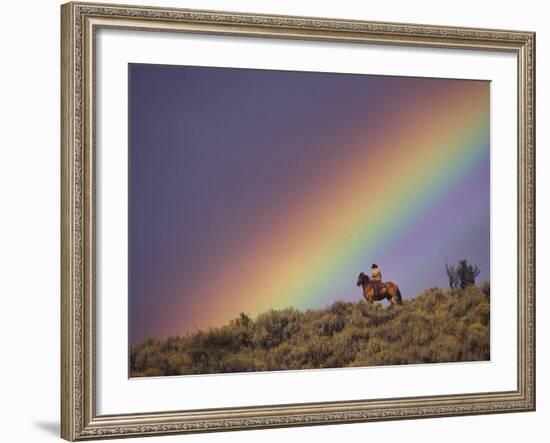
[61,1,536,440]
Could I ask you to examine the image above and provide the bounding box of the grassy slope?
[130,283,490,377]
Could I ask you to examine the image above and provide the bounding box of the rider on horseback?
[357,267,402,306]
[371,263,382,297]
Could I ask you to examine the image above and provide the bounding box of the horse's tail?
[396,286,403,305]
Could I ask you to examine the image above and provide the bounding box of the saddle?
[372,281,384,296]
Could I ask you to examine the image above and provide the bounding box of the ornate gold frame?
[61,2,536,440]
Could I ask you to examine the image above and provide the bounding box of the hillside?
[130,283,490,377]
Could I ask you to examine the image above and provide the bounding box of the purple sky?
[129,64,490,344]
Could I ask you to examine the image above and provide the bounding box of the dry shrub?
[130,284,491,376]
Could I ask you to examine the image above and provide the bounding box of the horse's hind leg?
[390,294,402,307]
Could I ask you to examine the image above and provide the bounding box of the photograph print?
[129,64,490,377]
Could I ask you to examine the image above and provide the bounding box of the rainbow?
[160,79,489,336]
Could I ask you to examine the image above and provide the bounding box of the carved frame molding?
[61,2,535,440]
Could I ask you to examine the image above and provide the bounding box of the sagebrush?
[130,283,490,376]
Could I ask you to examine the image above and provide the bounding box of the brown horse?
[356,272,402,306]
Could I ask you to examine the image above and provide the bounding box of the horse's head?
[357,272,369,287]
